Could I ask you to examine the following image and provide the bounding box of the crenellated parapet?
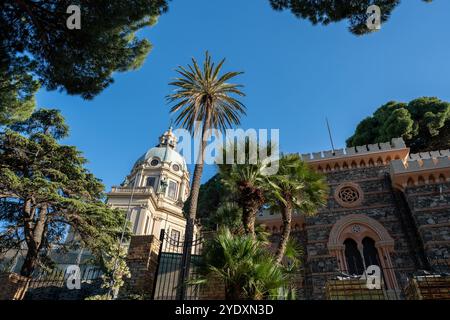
[390,151,450,190]
[300,138,409,172]
[408,149,450,160]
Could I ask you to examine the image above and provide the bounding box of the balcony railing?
[109,186,155,194]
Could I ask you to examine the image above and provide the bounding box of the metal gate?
[152,229,204,300]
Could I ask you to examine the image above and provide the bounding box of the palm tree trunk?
[188,162,204,222]
[225,283,243,300]
[187,110,211,223]
[242,206,257,238]
[178,112,212,299]
[275,202,292,264]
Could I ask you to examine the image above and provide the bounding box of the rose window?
[339,187,359,203]
[334,183,364,208]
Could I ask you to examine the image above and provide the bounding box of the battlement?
[390,150,450,189]
[300,138,407,162]
[408,150,450,161]
[391,152,450,174]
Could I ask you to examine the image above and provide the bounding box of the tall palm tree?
[218,139,272,237]
[268,154,328,264]
[167,51,245,278]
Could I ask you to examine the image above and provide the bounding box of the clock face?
[150,159,160,166]
[172,164,180,172]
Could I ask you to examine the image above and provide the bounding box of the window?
[150,158,160,166]
[334,182,364,208]
[362,237,380,267]
[146,176,157,189]
[167,180,178,200]
[344,239,364,275]
[132,209,140,234]
[344,237,381,275]
[170,229,181,243]
[144,216,150,235]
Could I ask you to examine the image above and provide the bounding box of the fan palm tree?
[218,139,273,237]
[268,154,328,264]
[194,228,287,300]
[167,51,246,238]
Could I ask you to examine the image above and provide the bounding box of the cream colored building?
[106,128,191,243]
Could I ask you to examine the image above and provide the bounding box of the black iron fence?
[152,230,204,300]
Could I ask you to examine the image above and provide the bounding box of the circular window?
[334,183,363,208]
[172,164,180,172]
[150,159,160,166]
[351,224,361,233]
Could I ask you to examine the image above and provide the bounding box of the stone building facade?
[106,127,193,242]
[257,137,450,299]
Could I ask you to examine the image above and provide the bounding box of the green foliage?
[98,244,131,297]
[0,1,168,123]
[194,228,288,300]
[167,51,246,134]
[0,109,128,276]
[9,109,69,140]
[268,154,328,215]
[217,138,275,236]
[347,97,450,152]
[184,174,228,225]
[266,154,328,263]
[269,0,432,35]
[0,53,40,124]
[167,51,246,243]
[208,201,242,231]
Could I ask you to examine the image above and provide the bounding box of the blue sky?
[36,0,450,191]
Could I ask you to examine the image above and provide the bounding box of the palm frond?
[167,52,246,134]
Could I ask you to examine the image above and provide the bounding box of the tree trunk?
[242,206,257,238]
[275,202,292,264]
[187,112,211,223]
[178,112,211,298]
[20,202,48,277]
[225,283,244,300]
[20,247,38,277]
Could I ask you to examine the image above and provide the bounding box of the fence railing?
[24,266,104,300]
[152,230,204,300]
[304,258,450,300]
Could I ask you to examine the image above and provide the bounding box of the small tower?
[107,127,190,241]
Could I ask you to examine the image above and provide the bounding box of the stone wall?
[404,182,450,266]
[121,235,161,298]
[303,166,417,299]
[199,276,226,300]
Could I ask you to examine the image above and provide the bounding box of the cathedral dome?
[133,127,188,172]
[134,146,187,171]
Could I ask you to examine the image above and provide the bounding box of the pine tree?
[0,109,127,276]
